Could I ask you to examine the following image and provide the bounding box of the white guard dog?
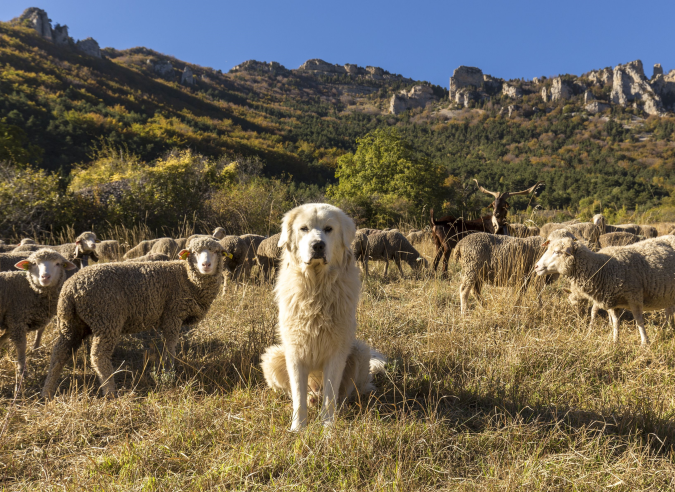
[261,203,385,430]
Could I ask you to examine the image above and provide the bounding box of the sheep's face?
[279,203,356,270]
[535,238,576,276]
[16,251,77,288]
[179,238,224,276]
[76,232,97,254]
[212,227,226,240]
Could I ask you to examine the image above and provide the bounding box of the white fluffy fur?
[261,203,386,430]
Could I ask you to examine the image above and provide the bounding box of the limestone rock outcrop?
[551,78,572,101]
[653,64,663,79]
[584,90,595,103]
[610,60,663,115]
[449,66,484,96]
[52,24,70,45]
[454,88,474,108]
[151,60,173,76]
[297,59,410,82]
[231,60,288,74]
[181,66,194,85]
[586,101,610,114]
[389,85,437,114]
[651,70,675,108]
[587,68,612,85]
[17,8,52,41]
[502,84,522,98]
[75,38,101,58]
[541,87,549,102]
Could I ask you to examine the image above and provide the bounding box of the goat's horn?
[473,179,500,198]
[505,181,544,197]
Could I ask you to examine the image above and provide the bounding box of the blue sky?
[3,1,674,87]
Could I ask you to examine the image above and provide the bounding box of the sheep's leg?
[32,326,45,350]
[321,353,347,427]
[629,303,650,345]
[383,260,389,276]
[286,356,309,431]
[589,303,600,329]
[459,282,472,316]
[363,257,369,278]
[9,329,27,386]
[42,329,86,399]
[0,331,9,347]
[395,257,404,277]
[608,309,621,343]
[472,283,483,305]
[160,319,182,373]
[665,306,675,329]
[90,334,119,397]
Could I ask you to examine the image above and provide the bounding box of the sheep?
[0,249,77,382]
[535,236,675,345]
[639,225,658,238]
[212,227,226,240]
[507,223,530,238]
[12,233,98,264]
[96,240,123,262]
[599,232,644,248]
[219,235,247,278]
[0,252,31,272]
[175,237,188,250]
[123,239,161,259]
[150,237,180,259]
[653,222,675,236]
[41,236,226,398]
[239,234,265,280]
[356,228,381,236]
[125,252,170,262]
[527,225,540,236]
[256,233,282,282]
[452,232,546,315]
[539,220,578,239]
[0,240,17,253]
[363,231,427,277]
[352,231,370,272]
[406,228,430,245]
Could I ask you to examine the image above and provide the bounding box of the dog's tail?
[369,348,387,376]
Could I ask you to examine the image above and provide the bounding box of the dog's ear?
[278,208,299,250]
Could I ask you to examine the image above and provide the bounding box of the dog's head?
[278,203,356,269]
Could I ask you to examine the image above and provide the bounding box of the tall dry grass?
[1,233,675,490]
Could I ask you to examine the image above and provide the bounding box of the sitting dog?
[261,203,385,430]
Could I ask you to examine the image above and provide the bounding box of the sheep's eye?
[324,226,333,233]
[300,226,309,232]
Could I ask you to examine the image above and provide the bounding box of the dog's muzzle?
[309,240,327,262]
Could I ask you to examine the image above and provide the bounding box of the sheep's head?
[20,238,35,246]
[212,227,226,240]
[15,249,77,289]
[178,237,226,276]
[75,231,97,255]
[535,238,577,276]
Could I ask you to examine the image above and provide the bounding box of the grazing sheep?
[535,236,675,345]
[219,236,247,279]
[599,232,644,248]
[123,239,160,260]
[452,232,546,315]
[212,227,226,240]
[125,252,170,262]
[653,222,675,236]
[592,214,655,237]
[13,233,98,264]
[539,220,578,239]
[256,233,282,282]
[150,237,180,259]
[175,237,188,250]
[639,225,658,238]
[96,240,123,262]
[406,228,430,245]
[0,241,16,253]
[363,231,427,277]
[239,234,265,280]
[527,225,541,236]
[352,231,370,272]
[356,228,381,237]
[0,249,77,381]
[0,252,31,272]
[42,237,226,398]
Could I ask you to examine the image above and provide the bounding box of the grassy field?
[2,238,675,490]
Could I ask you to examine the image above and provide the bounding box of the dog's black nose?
[312,240,325,253]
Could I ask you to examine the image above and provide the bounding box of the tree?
[0,121,43,166]
[327,128,449,222]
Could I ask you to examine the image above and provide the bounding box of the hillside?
[2,7,675,233]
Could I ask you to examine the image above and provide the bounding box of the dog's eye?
[324,226,333,233]
[300,226,309,232]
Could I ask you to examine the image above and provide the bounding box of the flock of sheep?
[1,211,675,397]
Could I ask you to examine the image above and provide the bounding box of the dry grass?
[2,239,675,490]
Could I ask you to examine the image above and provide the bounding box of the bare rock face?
[584,90,595,103]
[181,66,194,85]
[587,68,612,86]
[651,70,675,108]
[454,88,474,108]
[450,66,483,95]
[611,60,663,115]
[502,84,522,98]
[52,24,70,45]
[653,64,663,79]
[508,104,519,118]
[295,59,409,83]
[298,59,346,74]
[551,77,572,101]
[18,7,52,41]
[152,60,173,76]
[586,101,610,114]
[389,85,437,114]
[541,87,549,102]
[231,60,288,74]
[75,38,101,58]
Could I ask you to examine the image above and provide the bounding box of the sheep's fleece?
[42,237,226,397]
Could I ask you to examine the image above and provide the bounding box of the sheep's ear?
[542,240,550,247]
[15,260,31,271]
[95,239,101,243]
[64,261,77,270]
[75,239,81,245]
[222,251,233,259]
[178,249,191,260]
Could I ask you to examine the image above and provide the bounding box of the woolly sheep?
[42,236,227,398]
[175,238,188,250]
[539,220,578,239]
[352,231,369,271]
[452,232,546,315]
[0,252,31,272]
[507,223,530,238]
[406,228,430,245]
[125,252,170,262]
[256,233,282,282]
[0,249,77,381]
[150,237,180,259]
[96,240,123,262]
[123,238,161,259]
[535,236,675,345]
[592,214,656,237]
[219,236,247,277]
[212,227,226,240]
[599,232,644,248]
[0,241,16,253]
[356,228,381,236]
[12,233,98,263]
[363,231,427,277]
[653,222,675,236]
